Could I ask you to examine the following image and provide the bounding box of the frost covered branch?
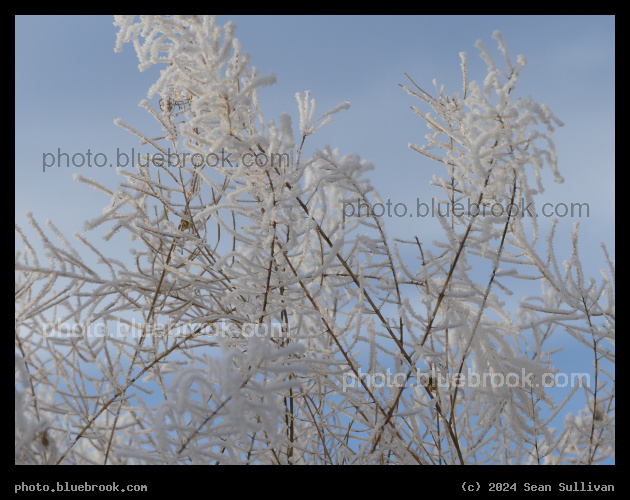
[15,18,613,465]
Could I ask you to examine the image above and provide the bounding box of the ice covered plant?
[394,33,614,464]
[15,16,614,464]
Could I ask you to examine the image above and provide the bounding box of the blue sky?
[15,14,615,464]
[16,15,614,271]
